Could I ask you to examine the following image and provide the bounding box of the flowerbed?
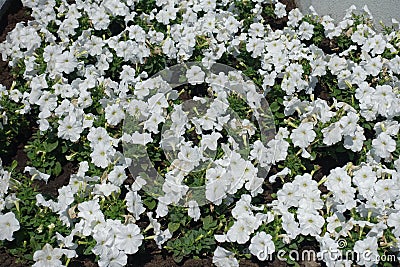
[0,0,400,266]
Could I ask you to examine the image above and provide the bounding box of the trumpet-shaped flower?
[0,212,20,241]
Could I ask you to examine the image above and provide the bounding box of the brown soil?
[0,248,25,267]
[32,162,77,197]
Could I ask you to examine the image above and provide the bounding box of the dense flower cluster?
[0,0,400,266]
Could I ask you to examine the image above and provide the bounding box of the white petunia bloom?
[0,212,20,241]
[33,243,76,267]
[353,236,380,267]
[125,190,146,221]
[249,232,275,261]
[372,132,396,159]
[290,122,316,149]
[187,200,201,221]
[98,247,127,267]
[114,223,144,254]
[226,216,258,244]
[213,246,239,267]
[186,66,205,85]
[57,115,83,142]
[105,104,125,126]
[24,166,51,183]
[274,2,287,18]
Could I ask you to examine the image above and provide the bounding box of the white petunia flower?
[24,166,50,183]
[372,132,396,159]
[0,212,20,241]
[125,190,146,221]
[115,223,144,254]
[290,122,316,149]
[187,200,201,221]
[186,66,205,85]
[274,2,287,18]
[33,243,75,267]
[213,246,239,267]
[249,232,275,261]
[98,247,127,267]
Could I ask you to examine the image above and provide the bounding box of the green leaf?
[143,198,156,210]
[11,160,18,171]
[270,101,280,112]
[45,141,58,153]
[173,253,184,263]
[83,245,93,255]
[54,162,62,176]
[202,215,217,230]
[168,222,180,233]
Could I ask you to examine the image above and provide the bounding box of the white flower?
[98,247,127,267]
[326,213,345,234]
[93,183,120,197]
[290,122,316,148]
[298,21,314,40]
[33,243,74,267]
[186,66,205,85]
[115,223,144,254]
[55,51,78,74]
[246,38,264,58]
[87,127,112,148]
[274,2,287,18]
[57,115,82,142]
[187,200,201,221]
[249,232,275,261]
[24,166,50,183]
[339,112,359,136]
[91,145,111,168]
[108,166,127,186]
[387,211,400,237]
[0,212,20,241]
[144,113,165,134]
[353,165,376,195]
[78,199,103,223]
[265,138,289,164]
[231,194,254,219]
[281,212,300,239]
[125,190,146,221]
[364,56,383,76]
[200,132,222,151]
[213,246,239,267]
[372,132,396,159]
[343,127,365,152]
[205,181,227,205]
[277,182,301,206]
[147,93,168,114]
[226,216,257,244]
[248,23,265,38]
[125,131,153,145]
[353,236,380,267]
[325,167,352,191]
[156,5,178,25]
[105,103,124,126]
[297,210,325,236]
[328,55,347,75]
